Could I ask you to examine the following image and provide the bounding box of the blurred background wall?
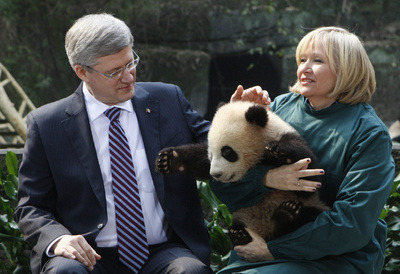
[1,0,399,122]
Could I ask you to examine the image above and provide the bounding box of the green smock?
[214,93,395,274]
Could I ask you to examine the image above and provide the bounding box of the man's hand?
[234,228,274,262]
[52,235,101,271]
[230,85,271,106]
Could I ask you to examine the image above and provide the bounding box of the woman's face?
[296,41,337,110]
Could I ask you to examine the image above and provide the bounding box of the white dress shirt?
[82,83,168,247]
[45,84,168,256]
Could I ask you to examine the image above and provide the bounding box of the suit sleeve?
[14,113,71,262]
[174,85,210,143]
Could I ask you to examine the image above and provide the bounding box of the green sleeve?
[268,126,394,260]
[210,164,272,212]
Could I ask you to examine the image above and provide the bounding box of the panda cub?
[156,101,329,246]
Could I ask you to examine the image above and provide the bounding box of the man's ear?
[74,65,90,82]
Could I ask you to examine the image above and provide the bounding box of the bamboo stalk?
[0,62,36,112]
[0,62,36,142]
[0,85,27,140]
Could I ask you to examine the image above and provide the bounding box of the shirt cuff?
[46,235,69,257]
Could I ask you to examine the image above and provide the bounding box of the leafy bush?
[381,173,400,273]
[0,151,30,273]
[197,180,232,272]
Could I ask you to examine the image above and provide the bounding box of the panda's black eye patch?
[221,146,238,162]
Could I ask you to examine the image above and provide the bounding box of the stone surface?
[138,47,210,116]
[392,143,400,175]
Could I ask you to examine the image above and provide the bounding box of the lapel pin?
[146,108,151,114]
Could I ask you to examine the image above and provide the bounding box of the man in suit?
[14,13,269,273]
[14,13,214,273]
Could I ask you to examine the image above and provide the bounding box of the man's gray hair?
[65,13,134,69]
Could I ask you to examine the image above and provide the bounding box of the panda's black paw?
[228,221,252,246]
[273,201,302,222]
[265,143,292,164]
[156,148,185,174]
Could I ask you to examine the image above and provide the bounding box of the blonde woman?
[224,27,394,273]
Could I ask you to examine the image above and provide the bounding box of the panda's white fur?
[208,101,298,182]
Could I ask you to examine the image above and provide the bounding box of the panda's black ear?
[245,105,268,128]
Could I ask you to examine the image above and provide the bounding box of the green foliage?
[197,180,232,272]
[0,152,30,273]
[382,173,400,273]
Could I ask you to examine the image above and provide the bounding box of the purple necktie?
[105,107,149,273]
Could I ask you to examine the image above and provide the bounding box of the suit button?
[97,223,104,229]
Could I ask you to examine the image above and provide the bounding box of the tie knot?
[104,107,121,122]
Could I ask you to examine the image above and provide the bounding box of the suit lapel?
[59,84,164,211]
[132,86,165,205]
[61,84,106,211]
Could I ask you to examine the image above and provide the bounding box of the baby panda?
[156,101,329,246]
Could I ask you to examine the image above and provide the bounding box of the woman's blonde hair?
[290,26,375,104]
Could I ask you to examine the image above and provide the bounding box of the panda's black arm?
[155,143,211,180]
[261,133,320,172]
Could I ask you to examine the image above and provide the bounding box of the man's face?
[82,46,137,105]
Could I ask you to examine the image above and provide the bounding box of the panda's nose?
[211,172,222,179]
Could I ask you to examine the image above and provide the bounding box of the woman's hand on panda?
[263,158,324,192]
[230,85,271,106]
[234,228,275,262]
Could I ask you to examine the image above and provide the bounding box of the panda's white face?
[207,101,299,183]
[209,145,246,182]
[207,102,267,182]
[209,144,263,182]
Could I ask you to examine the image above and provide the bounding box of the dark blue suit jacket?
[14,82,211,273]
